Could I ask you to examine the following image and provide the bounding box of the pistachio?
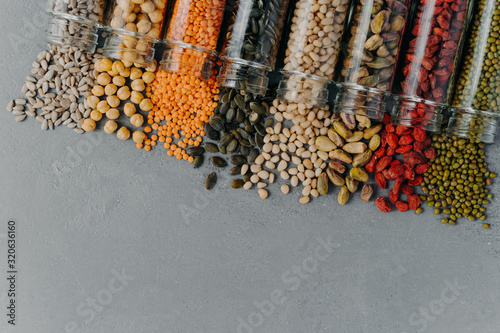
[333,121,352,139]
[343,142,367,154]
[356,115,371,129]
[329,161,346,174]
[341,113,356,130]
[360,184,373,202]
[364,34,384,51]
[329,149,353,164]
[370,11,388,34]
[338,186,350,205]
[327,128,345,147]
[363,124,382,139]
[315,136,337,152]
[346,131,364,143]
[346,175,359,193]
[390,15,404,32]
[369,134,381,151]
[350,167,369,182]
[358,74,379,87]
[327,168,345,186]
[317,172,329,196]
[367,58,394,69]
[376,45,390,57]
[352,149,373,167]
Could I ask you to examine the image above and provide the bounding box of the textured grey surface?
[1,2,500,333]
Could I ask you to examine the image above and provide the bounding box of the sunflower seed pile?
[6,44,100,133]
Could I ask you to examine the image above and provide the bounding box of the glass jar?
[334,0,411,121]
[217,0,291,95]
[447,0,500,143]
[276,0,351,107]
[47,0,108,53]
[392,0,473,132]
[160,0,226,80]
[102,0,170,67]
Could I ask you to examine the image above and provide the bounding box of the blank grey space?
[1,2,500,333]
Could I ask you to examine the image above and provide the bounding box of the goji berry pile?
[396,0,469,126]
[368,114,436,213]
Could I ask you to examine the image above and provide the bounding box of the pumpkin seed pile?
[421,133,496,227]
[193,88,275,190]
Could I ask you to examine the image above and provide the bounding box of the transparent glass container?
[392,0,474,132]
[217,0,290,95]
[447,0,500,143]
[335,0,411,121]
[47,0,108,53]
[276,0,351,107]
[160,0,226,80]
[102,0,169,67]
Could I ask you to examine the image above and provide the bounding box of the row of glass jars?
[46,0,500,143]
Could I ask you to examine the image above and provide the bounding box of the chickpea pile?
[85,58,156,148]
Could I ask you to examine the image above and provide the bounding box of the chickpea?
[87,95,100,108]
[124,22,138,33]
[122,60,134,68]
[113,75,126,87]
[106,108,120,120]
[104,120,118,134]
[99,58,113,72]
[142,72,155,84]
[137,19,152,34]
[131,79,146,92]
[130,67,143,80]
[105,83,118,96]
[131,91,144,104]
[97,100,110,113]
[92,85,105,97]
[146,59,157,72]
[131,0,145,4]
[133,131,147,144]
[117,86,131,101]
[124,102,137,116]
[123,36,138,49]
[113,61,125,73]
[107,68,120,77]
[130,113,144,127]
[107,95,121,108]
[90,110,103,121]
[117,127,131,140]
[97,73,111,86]
[141,1,156,13]
[149,10,164,24]
[139,98,153,111]
[82,119,96,132]
[120,67,131,78]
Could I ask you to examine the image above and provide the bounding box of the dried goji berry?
[422,136,432,147]
[390,160,402,167]
[404,151,427,165]
[375,172,387,189]
[375,156,392,173]
[375,147,386,158]
[396,145,413,153]
[396,201,409,212]
[396,125,409,136]
[389,189,399,203]
[423,147,436,159]
[415,163,430,174]
[382,113,391,125]
[375,197,391,213]
[413,128,426,142]
[401,183,413,195]
[413,141,424,152]
[408,194,421,210]
[387,133,399,148]
[366,155,377,173]
[388,165,405,178]
[399,135,413,146]
[393,177,403,194]
[403,163,415,180]
[386,146,397,156]
[408,175,423,186]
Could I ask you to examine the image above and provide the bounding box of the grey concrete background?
[1,2,500,333]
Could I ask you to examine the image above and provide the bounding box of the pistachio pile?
[421,134,496,227]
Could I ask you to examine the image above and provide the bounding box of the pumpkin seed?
[203,142,219,153]
[211,157,228,168]
[205,173,217,190]
[231,179,245,189]
[193,155,204,169]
